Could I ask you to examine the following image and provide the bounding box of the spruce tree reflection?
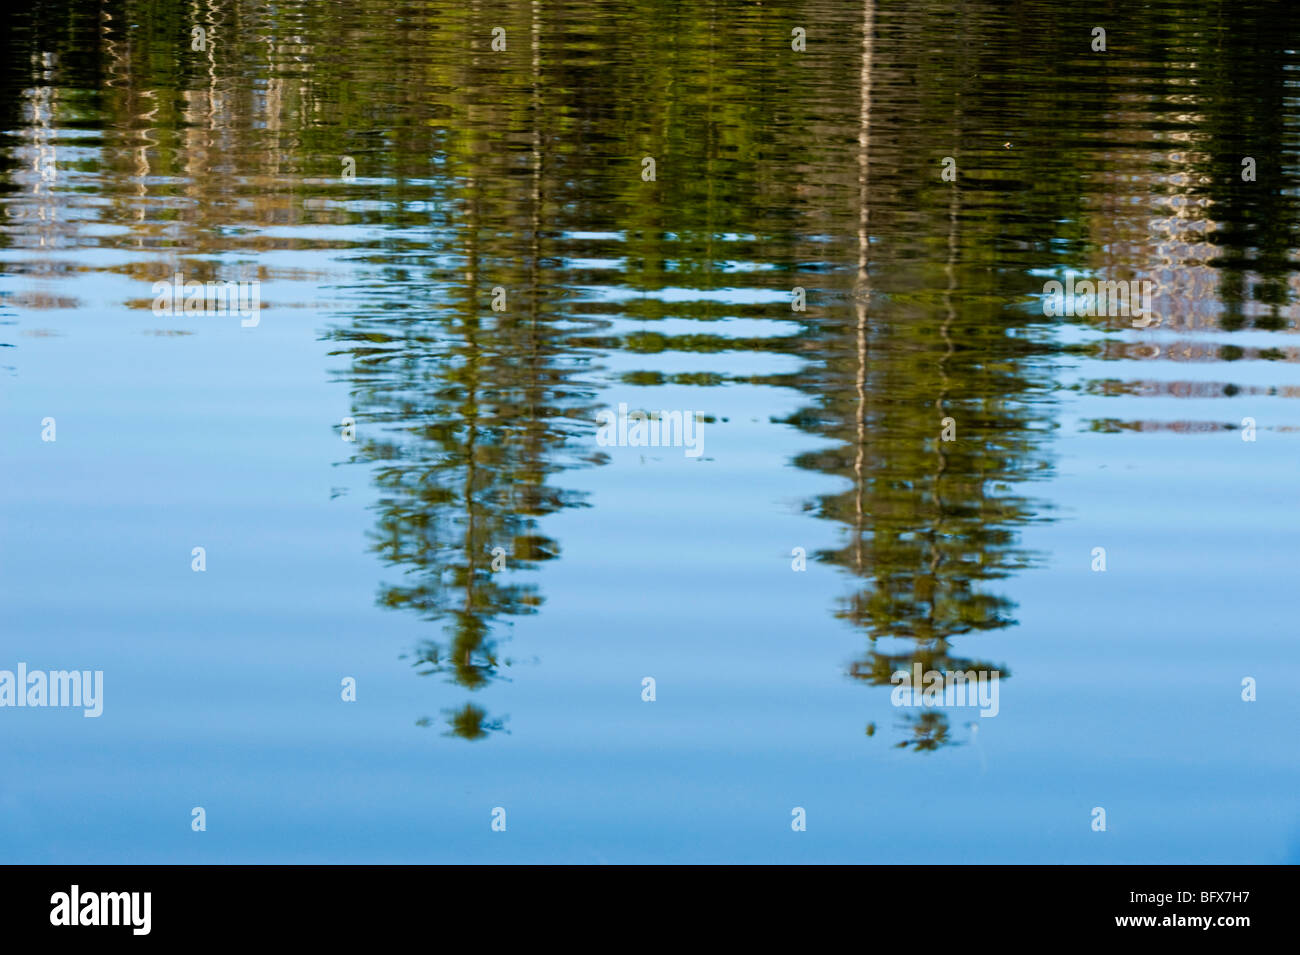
[338,153,595,736]
[786,0,1058,750]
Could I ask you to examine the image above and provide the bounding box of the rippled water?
[2,0,1298,862]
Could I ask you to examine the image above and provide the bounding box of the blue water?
[2,0,1298,863]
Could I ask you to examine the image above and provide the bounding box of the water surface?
[2,0,1298,863]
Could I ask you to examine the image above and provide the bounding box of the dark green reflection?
[10,0,1296,746]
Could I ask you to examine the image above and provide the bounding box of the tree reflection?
[13,0,1295,749]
